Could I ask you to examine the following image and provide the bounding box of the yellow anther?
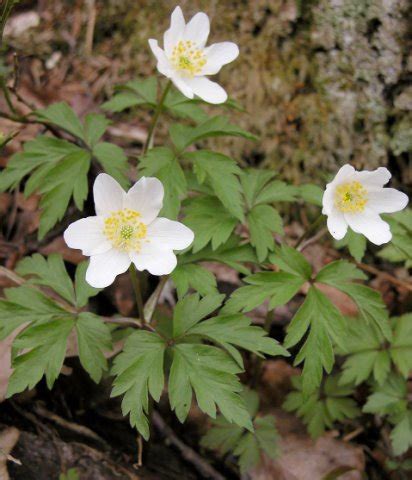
[171,40,206,77]
[104,209,147,252]
[335,181,368,213]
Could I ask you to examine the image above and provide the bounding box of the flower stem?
[129,264,146,325]
[142,79,172,155]
[295,213,324,250]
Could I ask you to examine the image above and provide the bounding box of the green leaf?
[164,89,208,122]
[93,142,129,189]
[169,343,252,430]
[75,312,112,383]
[171,263,217,298]
[16,253,75,304]
[102,77,158,111]
[188,313,289,367]
[170,115,257,152]
[240,169,276,209]
[391,314,412,378]
[316,263,391,340]
[247,204,283,262]
[184,195,238,252]
[335,230,367,262]
[38,150,91,238]
[363,375,408,416]
[139,147,187,219]
[298,184,323,206]
[185,150,244,220]
[391,411,412,456]
[7,317,75,395]
[222,271,305,314]
[338,317,386,386]
[285,287,346,395]
[74,261,102,308]
[179,235,257,275]
[83,113,110,148]
[111,330,166,440]
[378,209,412,268]
[269,244,312,280]
[35,102,85,140]
[284,375,360,438]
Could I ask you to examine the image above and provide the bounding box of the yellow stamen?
[103,209,147,252]
[171,40,207,77]
[335,181,368,213]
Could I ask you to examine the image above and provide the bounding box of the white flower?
[148,6,239,104]
[322,164,409,245]
[64,174,194,288]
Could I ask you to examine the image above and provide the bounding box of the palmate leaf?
[335,229,367,262]
[316,260,392,340]
[339,314,412,386]
[222,271,305,314]
[7,317,75,395]
[363,375,412,455]
[0,103,129,237]
[2,255,111,393]
[284,286,346,396]
[283,375,360,438]
[102,77,158,111]
[171,263,218,298]
[184,195,238,252]
[185,150,244,220]
[180,235,257,275]
[247,205,283,262]
[201,389,279,474]
[169,115,257,152]
[111,330,166,440]
[139,147,187,219]
[169,343,252,429]
[378,209,412,268]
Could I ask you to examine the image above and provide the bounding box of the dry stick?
[152,410,225,480]
[84,0,97,56]
[356,261,412,293]
[34,404,110,450]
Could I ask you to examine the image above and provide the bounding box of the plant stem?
[295,213,324,250]
[142,79,172,155]
[129,264,146,325]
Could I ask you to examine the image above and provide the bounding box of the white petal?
[355,167,391,187]
[164,6,185,56]
[322,185,335,215]
[183,77,227,104]
[130,245,177,276]
[147,218,194,250]
[148,39,173,77]
[64,216,111,256]
[86,249,131,288]
[124,177,164,224]
[367,188,409,213]
[327,164,355,188]
[94,173,125,216]
[170,75,194,99]
[326,210,348,240]
[183,12,210,47]
[201,42,239,75]
[345,209,392,245]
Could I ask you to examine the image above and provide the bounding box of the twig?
[0,448,22,466]
[152,410,225,480]
[356,261,412,293]
[34,404,110,450]
[295,214,324,249]
[343,426,364,442]
[143,275,168,323]
[84,0,97,56]
[299,227,328,252]
[136,435,143,467]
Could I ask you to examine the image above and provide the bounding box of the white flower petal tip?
[322,165,409,246]
[150,6,238,103]
[64,174,195,288]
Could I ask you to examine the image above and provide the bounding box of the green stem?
[129,264,146,325]
[142,80,172,155]
[295,213,324,249]
[0,79,16,114]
